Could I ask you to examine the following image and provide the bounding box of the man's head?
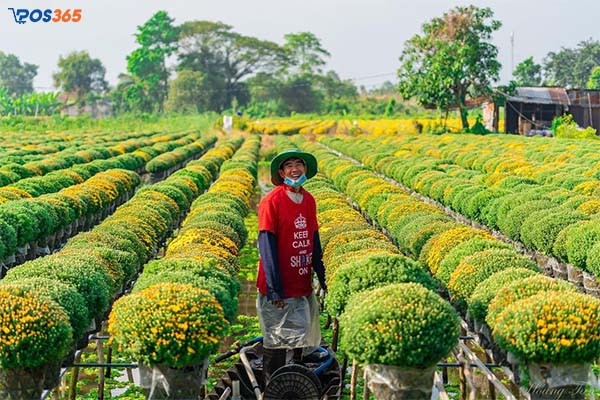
[278,157,306,182]
[270,149,317,186]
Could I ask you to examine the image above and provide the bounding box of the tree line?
[1,11,383,117]
[2,6,600,122]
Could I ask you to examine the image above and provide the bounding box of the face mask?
[284,174,307,188]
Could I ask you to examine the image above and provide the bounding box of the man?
[256,148,327,385]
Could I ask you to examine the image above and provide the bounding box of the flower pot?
[476,321,494,350]
[138,361,207,400]
[0,366,45,400]
[364,364,435,400]
[566,264,584,288]
[525,362,589,400]
[6,254,15,265]
[42,360,61,390]
[76,333,91,351]
[536,254,555,277]
[552,261,568,280]
[582,271,600,298]
[16,245,28,256]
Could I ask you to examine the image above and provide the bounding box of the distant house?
[504,87,600,135]
[57,92,113,118]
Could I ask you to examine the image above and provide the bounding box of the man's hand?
[271,299,285,309]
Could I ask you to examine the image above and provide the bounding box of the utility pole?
[510,31,515,74]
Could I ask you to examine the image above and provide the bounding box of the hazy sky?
[1,0,597,91]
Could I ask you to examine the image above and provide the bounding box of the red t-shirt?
[257,185,318,298]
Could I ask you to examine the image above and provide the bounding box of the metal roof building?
[505,87,600,135]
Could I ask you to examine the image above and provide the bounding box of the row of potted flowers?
[383,131,600,181]
[0,132,211,201]
[294,136,600,397]
[269,135,460,399]
[319,134,600,289]
[0,130,191,185]
[0,169,140,264]
[0,136,245,399]
[145,136,214,174]
[108,134,259,399]
[0,135,218,268]
[246,119,326,136]
[0,128,158,167]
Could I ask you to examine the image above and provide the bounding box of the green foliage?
[0,89,59,116]
[551,114,597,139]
[513,57,542,86]
[587,66,600,89]
[560,220,600,270]
[325,254,437,317]
[0,278,90,342]
[0,292,72,369]
[467,268,539,323]
[435,238,511,286]
[544,38,600,88]
[397,5,501,130]
[165,70,209,113]
[391,216,455,259]
[340,283,459,368]
[117,11,179,114]
[178,20,285,112]
[447,248,539,304]
[0,52,37,97]
[53,51,108,106]
[4,254,112,320]
[585,241,600,276]
[109,283,228,367]
[520,208,589,255]
[466,115,490,134]
[492,291,600,363]
[486,275,577,327]
[283,32,330,75]
[133,270,238,323]
[499,199,555,241]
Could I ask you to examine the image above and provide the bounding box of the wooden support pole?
[105,346,112,378]
[68,352,82,400]
[350,359,359,400]
[486,351,496,400]
[331,318,339,352]
[97,336,105,400]
[340,356,348,387]
[362,368,371,400]
[325,313,332,330]
[454,348,476,400]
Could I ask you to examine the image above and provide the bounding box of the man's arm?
[312,231,327,291]
[258,230,284,301]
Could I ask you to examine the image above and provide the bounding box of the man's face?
[279,157,306,181]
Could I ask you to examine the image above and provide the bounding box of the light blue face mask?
[284,174,307,188]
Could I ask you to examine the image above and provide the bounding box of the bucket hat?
[270,148,317,186]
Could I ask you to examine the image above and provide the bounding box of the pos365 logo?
[8,8,82,24]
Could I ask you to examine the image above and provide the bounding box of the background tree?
[587,66,600,90]
[164,70,208,113]
[123,11,179,113]
[0,52,38,98]
[53,51,108,107]
[178,20,286,111]
[397,5,501,130]
[111,73,155,114]
[543,39,600,88]
[282,32,330,75]
[513,56,542,86]
[278,75,323,114]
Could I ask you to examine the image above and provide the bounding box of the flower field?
[2,116,600,399]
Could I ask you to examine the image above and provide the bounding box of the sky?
[1,0,598,91]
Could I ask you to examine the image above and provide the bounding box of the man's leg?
[263,347,287,384]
